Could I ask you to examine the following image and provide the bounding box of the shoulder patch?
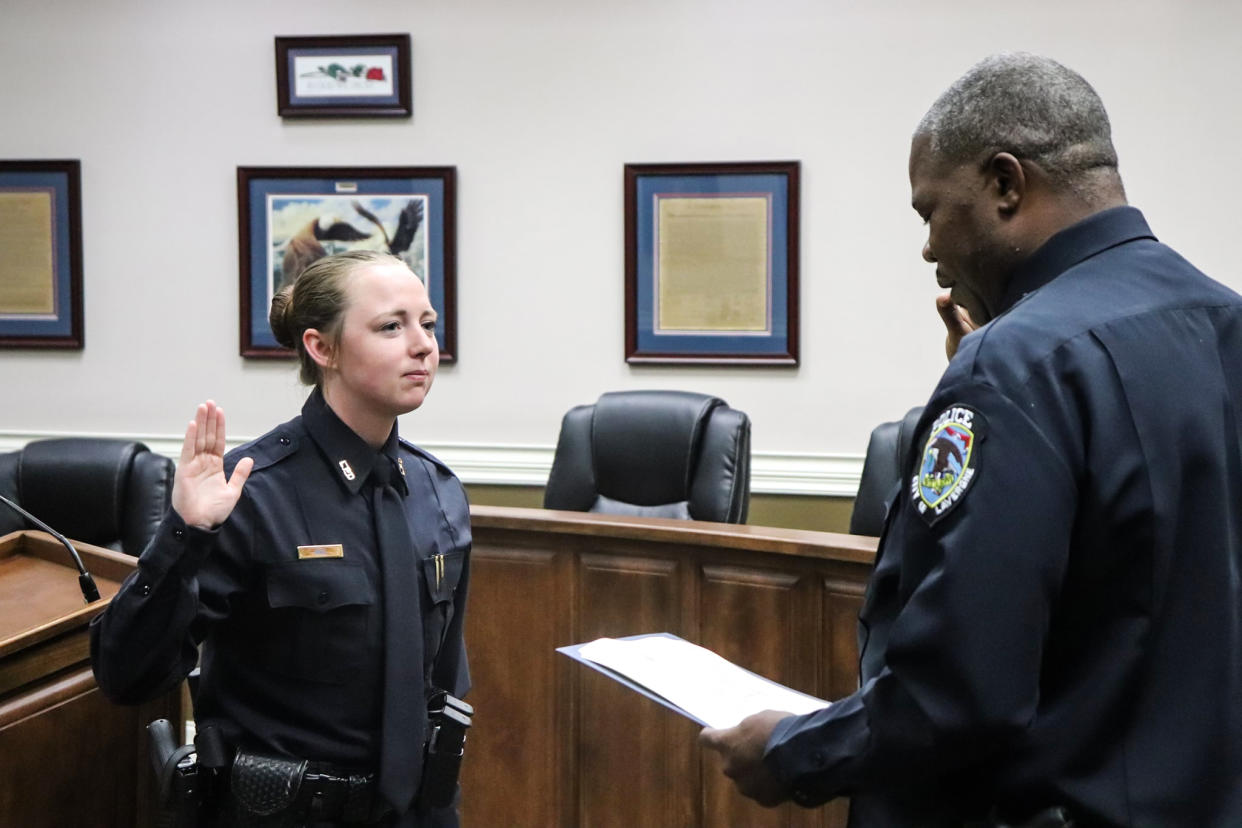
[910,404,985,525]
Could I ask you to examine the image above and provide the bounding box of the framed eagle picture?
[237,166,457,361]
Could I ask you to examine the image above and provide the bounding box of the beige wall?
[2,0,1239,500]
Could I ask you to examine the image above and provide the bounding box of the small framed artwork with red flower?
[275,34,412,118]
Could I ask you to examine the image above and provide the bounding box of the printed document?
[558,632,829,729]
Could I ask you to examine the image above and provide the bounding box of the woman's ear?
[303,328,335,370]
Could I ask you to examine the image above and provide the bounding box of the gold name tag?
[297,544,344,559]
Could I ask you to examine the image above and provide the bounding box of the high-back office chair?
[849,407,924,537]
[0,438,175,556]
[543,390,751,523]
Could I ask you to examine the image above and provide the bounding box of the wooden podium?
[0,530,182,827]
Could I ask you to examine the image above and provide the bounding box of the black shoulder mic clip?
[0,493,101,603]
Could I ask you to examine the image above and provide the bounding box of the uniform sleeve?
[89,498,255,705]
[764,381,1078,805]
[427,470,471,699]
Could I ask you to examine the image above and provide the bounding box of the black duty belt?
[228,750,392,825]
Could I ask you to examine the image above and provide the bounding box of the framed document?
[0,160,83,349]
[624,161,799,365]
[236,166,457,361]
[275,34,412,118]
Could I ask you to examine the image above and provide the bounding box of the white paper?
[575,634,829,729]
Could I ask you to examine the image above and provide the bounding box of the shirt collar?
[996,205,1157,316]
[301,387,404,495]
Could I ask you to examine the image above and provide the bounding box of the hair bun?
[269,285,296,348]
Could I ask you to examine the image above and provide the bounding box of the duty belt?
[229,750,392,824]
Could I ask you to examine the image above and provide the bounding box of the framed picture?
[624,161,799,365]
[0,160,83,349]
[237,166,457,361]
[275,34,412,118]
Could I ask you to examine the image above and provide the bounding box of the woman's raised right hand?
[171,401,254,530]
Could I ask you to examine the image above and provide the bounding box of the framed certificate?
[624,161,799,365]
[0,160,83,349]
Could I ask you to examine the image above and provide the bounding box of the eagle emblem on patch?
[910,404,984,525]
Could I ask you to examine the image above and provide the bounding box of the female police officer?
[91,250,471,827]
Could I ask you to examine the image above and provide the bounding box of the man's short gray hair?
[917,53,1120,191]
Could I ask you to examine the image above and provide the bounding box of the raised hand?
[171,401,254,530]
[936,292,977,361]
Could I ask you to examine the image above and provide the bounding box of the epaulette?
[225,427,300,474]
[398,437,454,477]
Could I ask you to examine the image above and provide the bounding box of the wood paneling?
[460,507,877,828]
[0,532,181,827]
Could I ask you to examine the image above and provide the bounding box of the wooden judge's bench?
[460,506,877,828]
[1,509,875,827]
[0,531,180,827]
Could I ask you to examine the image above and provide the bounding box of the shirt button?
[811,750,825,767]
[317,590,329,605]
[139,583,152,596]
[279,436,291,446]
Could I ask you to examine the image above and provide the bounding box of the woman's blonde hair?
[269,249,406,386]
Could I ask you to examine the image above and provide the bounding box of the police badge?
[911,404,985,525]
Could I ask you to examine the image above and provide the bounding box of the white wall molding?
[0,430,864,498]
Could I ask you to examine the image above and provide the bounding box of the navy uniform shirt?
[90,389,471,774]
[765,207,1242,826]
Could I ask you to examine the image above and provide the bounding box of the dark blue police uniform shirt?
[765,207,1242,826]
[90,388,471,771]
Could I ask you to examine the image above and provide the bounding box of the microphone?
[0,493,100,603]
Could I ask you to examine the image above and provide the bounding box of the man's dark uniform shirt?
[764,207,1242,826]
[90,390,471,825]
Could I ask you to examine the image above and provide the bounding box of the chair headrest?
[591,390,723,506]
[18,438,145,542]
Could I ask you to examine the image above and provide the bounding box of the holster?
[416,689,474,810]
[146,719,210,828]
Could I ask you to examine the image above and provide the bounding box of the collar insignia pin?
[397,457,406,476]
[339,459,356,481]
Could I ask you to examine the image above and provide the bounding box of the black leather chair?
[849,407,925,537]
[0,438,175,556]
[543,390,751,523]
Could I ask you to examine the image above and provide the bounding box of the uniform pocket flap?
[422,550,466,605]
[266,560,373,612]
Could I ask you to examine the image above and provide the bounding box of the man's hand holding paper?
[699,710,793,808]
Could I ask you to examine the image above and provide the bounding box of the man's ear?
[303,328,335,370]
[988,152,1026,216]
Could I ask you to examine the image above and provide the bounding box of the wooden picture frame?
[237,165,457,361]
[275,34,412,118]
[624,161,799,365]
[0,160,84,349]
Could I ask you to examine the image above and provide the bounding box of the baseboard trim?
[0,430,864,498]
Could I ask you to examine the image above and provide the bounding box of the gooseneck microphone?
[0,493,100,603]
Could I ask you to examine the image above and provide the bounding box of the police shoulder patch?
[910,403,985,525]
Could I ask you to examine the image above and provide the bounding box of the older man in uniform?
[700,53,1242,827]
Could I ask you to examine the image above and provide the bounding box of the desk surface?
[0,531,132,657]
[470,504,879,563]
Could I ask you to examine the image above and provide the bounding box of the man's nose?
[922,241,936,263]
